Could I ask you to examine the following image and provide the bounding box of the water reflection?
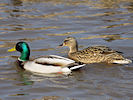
[0,0,133,99]
[15,0,133,9]
[45,31,86,36]
[101,23,133,29]
[124,2,133,12]
[21,10,76,19]
[14,70,73,89]
[41,96,64,100]
[9,0,22,18]
[81,34,133,42]
[10,0,22,6]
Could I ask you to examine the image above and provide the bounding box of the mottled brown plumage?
[60,37,132,64]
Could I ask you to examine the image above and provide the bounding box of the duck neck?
[19,48,30,62]
[69,44,78,54]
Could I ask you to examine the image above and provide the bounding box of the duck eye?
[64,40,69,43]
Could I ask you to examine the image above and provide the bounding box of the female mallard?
[8,42,85,74]
[59,37,132,64]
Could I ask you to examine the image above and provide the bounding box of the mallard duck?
[8,42,85,74]
[59,37,132,64]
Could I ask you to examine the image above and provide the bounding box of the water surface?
[0,0,133,100]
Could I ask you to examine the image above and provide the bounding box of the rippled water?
[0,0,133,100]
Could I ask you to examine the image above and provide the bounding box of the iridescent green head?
[16,42,30,61]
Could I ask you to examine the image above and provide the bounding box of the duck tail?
[67,63,86,70]
[113,58,132,64]
[70,64,86,70]
[61,63,86,74]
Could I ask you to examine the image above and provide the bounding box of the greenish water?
[0,0,133,100]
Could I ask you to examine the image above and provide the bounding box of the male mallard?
[8,42,85,74]
[59,37,132,64]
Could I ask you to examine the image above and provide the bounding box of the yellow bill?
[8,47,16,52]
